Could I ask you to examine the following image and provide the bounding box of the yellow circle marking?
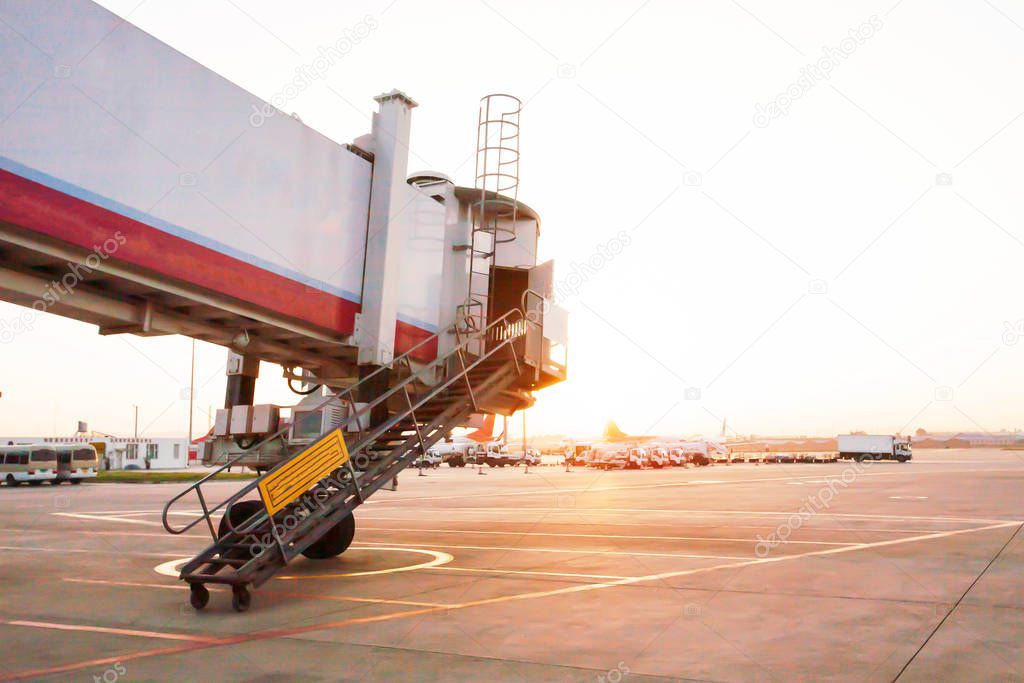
[153,546,452,580]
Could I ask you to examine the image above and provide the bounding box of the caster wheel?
[189,584,210,610]
[232,586,251,612]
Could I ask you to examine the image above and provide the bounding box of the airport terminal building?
[0,435,191,470]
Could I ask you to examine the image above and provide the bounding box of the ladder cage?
[463,94,523,342]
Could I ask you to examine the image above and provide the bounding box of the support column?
[357,89,418,368]
[224,350,259,408]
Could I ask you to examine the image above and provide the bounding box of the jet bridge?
[0,0,567,610]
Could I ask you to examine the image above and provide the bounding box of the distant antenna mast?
[462,94,522,333]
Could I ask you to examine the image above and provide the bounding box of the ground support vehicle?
[838,435,912,463]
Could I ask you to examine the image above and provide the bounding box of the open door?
[487,260,566,387]
[523,261,553,370]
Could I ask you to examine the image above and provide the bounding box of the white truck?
[837,434,912,463]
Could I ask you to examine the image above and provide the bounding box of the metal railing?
[162,306,537,540]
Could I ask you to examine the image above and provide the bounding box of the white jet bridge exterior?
[0,0,565,382]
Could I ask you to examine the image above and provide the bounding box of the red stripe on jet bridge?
[395,319,438,362]
[0,167,359,336]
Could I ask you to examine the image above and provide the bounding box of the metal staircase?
[162,309,536,612]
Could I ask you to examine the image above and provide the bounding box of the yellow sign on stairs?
[257,428,350,515]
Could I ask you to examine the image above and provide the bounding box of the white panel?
[528,260,555,300]
[494,218,539,268]
[0,0,371,302]
[213,409,231,437]
[229,405,253,435]
[395,185,446,333]
[543,303,569,346]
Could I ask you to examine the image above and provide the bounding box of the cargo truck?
[837,434,912,463]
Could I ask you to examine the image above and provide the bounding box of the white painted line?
[354,540,750,561]
[154,546,454,581]
[65,578,187,590]
[360,526,854,546]
[47,509,205,516]
[52,512,165,527]
[353,519,969,535]
[275,547,453,580]
[434,566,636,581]
[359,507,1018,525]
[154,558,189,578]
[0,545,182,558]
[55,506,1011,527]
[0,528,207,540]
[439,521,1023,610]
[364,467,1024,505]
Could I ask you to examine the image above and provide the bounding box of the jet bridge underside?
[0,221,362,384]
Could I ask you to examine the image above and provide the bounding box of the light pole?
[132,405,138,439]
[522,410,530,474]
[187,339,195,442]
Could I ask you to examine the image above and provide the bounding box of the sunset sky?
[2,0,1023,440]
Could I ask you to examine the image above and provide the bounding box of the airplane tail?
[603,419,629,441]
[465,414,497,443]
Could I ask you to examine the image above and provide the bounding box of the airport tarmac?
[0,449,1021,682]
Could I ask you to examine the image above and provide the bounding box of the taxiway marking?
[359,507,1019,525]
[354,539,750,560]
[361,467,1024,504]
[153,546,454,581]
[2,520,1016,682]
[359,525,854,546]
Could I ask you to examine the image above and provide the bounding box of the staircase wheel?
[189,583,210,610]
[218,500,264,538]
[231,585,251,612]
[302,513,356,559]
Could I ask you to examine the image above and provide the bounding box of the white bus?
[1,445,59,486]
[55,444,100,484]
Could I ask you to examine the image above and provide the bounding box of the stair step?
[207,557,249,568]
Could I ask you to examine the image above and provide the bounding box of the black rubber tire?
[896,455,908,463]
[71,479,82,485]
[301,513,355,559]
[231,586,251,612]
[5,474,16,487]
[50,479,61,485]
[218,500,264,538]
[189,583,210,610]
[854,454,864,463]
